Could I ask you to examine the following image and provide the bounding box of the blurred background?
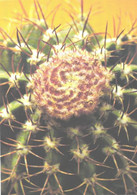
[0,0,137,38]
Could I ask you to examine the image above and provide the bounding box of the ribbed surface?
[32,49,111,120]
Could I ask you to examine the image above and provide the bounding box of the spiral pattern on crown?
[31,49,111,120]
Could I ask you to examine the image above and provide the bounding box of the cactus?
[0,1,137,195]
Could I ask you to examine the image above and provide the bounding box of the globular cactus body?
[0,1,137,195]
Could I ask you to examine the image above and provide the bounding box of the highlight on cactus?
[0,0,137,194]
